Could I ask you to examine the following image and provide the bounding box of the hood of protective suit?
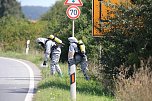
[68,37,78,43]
[36,38,48,44]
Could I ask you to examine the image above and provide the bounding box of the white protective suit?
[68,37,90,80]
[36,38,62,76]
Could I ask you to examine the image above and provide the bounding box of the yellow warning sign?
[92,0,129,37]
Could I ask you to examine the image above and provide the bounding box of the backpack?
[49,35,63,44]
[78,40,85,54]
[75,40,86,57]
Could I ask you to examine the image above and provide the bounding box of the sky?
[17,0,61,7]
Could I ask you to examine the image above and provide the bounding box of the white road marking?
[0,57,34,101]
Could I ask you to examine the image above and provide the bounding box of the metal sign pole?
[72,20,75,37]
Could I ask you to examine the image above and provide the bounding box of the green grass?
[0,51,115,101]
[34,61,114,101]
[34,63,114,101]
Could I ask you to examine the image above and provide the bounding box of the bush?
[0,16,47,52]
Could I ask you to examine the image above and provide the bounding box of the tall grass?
[115,57,152,101]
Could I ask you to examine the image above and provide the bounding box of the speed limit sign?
[66,5,81,20]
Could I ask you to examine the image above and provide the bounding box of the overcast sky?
[17,0,61,7]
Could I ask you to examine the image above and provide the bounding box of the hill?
[21,6,50,20]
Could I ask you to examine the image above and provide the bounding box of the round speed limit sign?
[66,5,81,20]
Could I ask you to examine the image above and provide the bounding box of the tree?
[0,0,23,18]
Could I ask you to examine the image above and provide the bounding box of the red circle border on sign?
[66,5,81,20]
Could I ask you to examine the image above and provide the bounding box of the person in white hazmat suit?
[36,37,63,77]
[68,37,90,80]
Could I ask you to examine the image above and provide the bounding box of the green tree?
[0,0,23,18]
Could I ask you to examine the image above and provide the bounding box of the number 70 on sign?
[66,5,81,20]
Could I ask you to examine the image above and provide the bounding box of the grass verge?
[0,51,115,101]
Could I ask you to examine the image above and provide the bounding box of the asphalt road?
[0,57,41,101]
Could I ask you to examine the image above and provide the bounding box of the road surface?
[0,57,41,101]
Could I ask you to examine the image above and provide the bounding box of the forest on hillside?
[0,0,152,99]
[21,6,50,20]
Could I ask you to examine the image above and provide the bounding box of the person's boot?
[85,75,90,80]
